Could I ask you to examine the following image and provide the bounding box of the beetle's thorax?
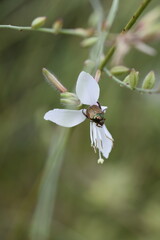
[86,104,105,127]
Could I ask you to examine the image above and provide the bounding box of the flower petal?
[102,125,113,141]
[98,125,113,158]
[44,109,86,127]
[90,122,93,146]
[101,106,108,112]
[76,71,100,105]
[89,123,113,159]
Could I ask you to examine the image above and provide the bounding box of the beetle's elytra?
[83,102,105,127]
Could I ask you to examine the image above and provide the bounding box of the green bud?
[142,71,155,89]
[110,65,130,75]
[88,12,100,27]
[60,92,81,108]
[81,37,98,47]
[84,59,95,73]
[129,69,139,89]
[60,92,76,98]
[74,28,92,37]
[31,16,47,29]
[123,75,130,85]
[52,19,63,34]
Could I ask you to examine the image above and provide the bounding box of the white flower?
[44,71,113,162]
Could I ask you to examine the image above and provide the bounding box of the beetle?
[83,102,106,127]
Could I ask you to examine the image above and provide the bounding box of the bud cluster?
[110,65,156,90]
[43,68,81,108]
[60,92,81,108]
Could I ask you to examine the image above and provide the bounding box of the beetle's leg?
[97,101,102,109]
[96,122,102,128]
[82,109,89,118]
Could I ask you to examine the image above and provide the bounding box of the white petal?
[90,122,93,146]
[102,125,113,141]
[44,109,86,127]
[92,122,98,148]
[98,126,113,159]
[96,127,103,151]
[76,71,100,105]
[101,106,108,112]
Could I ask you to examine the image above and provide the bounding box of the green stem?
[30,128,70,240]
[88,0,119,74]
[104,68,160,94]
[99,0,153,70]
[123,0,152,32]
[0,25,90,37]
[106,0,119,30]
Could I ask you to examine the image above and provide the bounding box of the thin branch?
[88,0,119,74]
[0,24,91,37]
[104,68,160,94]
[99,0,153,70]
[106,0,119,30]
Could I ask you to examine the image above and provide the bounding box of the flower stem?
[88,0,119,75]
[104,68,160,94]
[0,25,90,37]
[99,0,153,70]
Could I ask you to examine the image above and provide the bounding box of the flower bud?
[42,68,67,93]
[81,37,98,47]
[84,59,95,73]
[123,69,139,89]
[74,28,92,37]
[84,59,95,68]
[142,71,155,89]
[123,75,130,85]
[110,65,130,75]
[60,92,81,108]
[52,19,63,34]
[129,69,139,89]
[88,12,100,27]
[31,16,46,29]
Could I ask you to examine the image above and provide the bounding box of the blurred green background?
[1,0,160,239]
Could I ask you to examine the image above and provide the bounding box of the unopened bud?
[60,92,76,98]
[123,75,130,85]
[42,68,67,93]
[74,28,92,37]
[81,37,98,47]
[88,12,100,27]
[123,69,139,89]
[142,71,155,89]
[84,59,95,67]
[84,59,95,73]
[110,65,130,75]
[52,19,63,34]
[129,69,139,89]
[60,92,81,108]
[31,16,46,29]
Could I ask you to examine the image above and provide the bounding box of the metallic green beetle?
[83,102,106,127]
